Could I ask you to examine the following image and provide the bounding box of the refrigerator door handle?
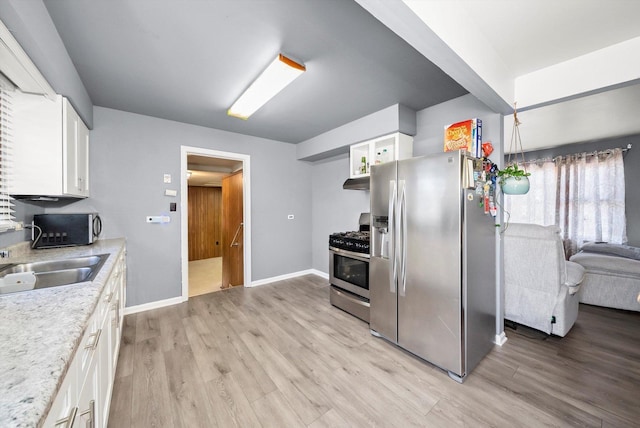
[398,180,407,297]
[389,180,397,293]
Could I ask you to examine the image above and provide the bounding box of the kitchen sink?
[0,254,109,294]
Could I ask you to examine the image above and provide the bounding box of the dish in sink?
[0,254,109,294]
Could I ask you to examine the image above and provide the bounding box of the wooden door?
[188,186,222,261]
[222,171,244,288]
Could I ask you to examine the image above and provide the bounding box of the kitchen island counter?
[0,238,126,428]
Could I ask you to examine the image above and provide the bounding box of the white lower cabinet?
[74,352,98,428]
[100,255,124,428]
[43,365,78,427]
[43,253,126,428]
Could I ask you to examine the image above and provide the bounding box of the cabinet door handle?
[55,406,77,427]
[112,300,120,329]
[79,400,95,428]
[84,329,101,350]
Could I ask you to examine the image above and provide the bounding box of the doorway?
[181,146,251,301]
[221,170,244,288]
[187,184,223,297]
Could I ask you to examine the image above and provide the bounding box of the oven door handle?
[329,247,370,262]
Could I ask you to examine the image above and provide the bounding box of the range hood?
[12,195,81,202]
[343,176,370,190]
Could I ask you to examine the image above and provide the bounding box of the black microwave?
[32,214,102,249]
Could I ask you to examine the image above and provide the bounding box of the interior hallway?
[188,257,223,297]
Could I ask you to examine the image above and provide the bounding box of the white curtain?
[504,148,627,257]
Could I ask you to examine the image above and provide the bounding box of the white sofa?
[504,223,585,336]
[569,243,640,312]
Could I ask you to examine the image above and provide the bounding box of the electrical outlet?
[14,221,24,231]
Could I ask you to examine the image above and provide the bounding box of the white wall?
[0,0,94,127]
[0,201,44,247]
[414,94,502,158]
[311,154,370,272]
[52,107,312,306]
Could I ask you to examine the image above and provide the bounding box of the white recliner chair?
[503,223,585,336]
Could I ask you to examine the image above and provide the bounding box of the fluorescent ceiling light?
[228,54,305,120]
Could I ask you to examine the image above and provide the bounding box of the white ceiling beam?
[401,0,515,111]
[355,0,512,115]
[363,0,640,121]
[515,37,640,109]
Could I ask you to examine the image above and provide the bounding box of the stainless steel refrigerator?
[370,150,496,382]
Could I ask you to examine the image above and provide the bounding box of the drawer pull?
[116,299,120,329]
[112,300,120,328]
[79,400,95,428]
[55,406,77,427]
[84,329,102,350]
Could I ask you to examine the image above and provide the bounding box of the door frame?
[180,145,252,301]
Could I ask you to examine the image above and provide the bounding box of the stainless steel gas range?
[329,213,370,322]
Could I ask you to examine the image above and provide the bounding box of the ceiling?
[42,0,640,146]
[43,0,467,144]
[420,0,640,78]
[187,155,242,187]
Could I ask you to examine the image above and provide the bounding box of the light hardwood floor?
[109,275,640,427]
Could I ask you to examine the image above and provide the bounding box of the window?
[504,148,626,257]
[0,84,15,232]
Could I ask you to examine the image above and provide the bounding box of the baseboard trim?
[494,331,508,346]
[125,269,329,315]
[309,269,329,279]
[250,269,327,287]
[123,296,184,315]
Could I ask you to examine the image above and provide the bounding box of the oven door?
[329,247,370,299]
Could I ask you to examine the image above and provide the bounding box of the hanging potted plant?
[498,163,530,194]
[500,103,530,195]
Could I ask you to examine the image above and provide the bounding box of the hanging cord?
[507,103,527,172]
[497,103,527,234]
[495,193,511,235]
[24,224,43,249]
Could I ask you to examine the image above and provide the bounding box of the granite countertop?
[0,238,126,428]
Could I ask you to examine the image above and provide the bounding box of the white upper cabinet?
[350,132,413,178]
[12,92,90,198]
[63,99,90,196]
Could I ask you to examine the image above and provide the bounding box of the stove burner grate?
[329,231,370,254]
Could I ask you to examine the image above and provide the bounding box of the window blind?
[0,86,15,231]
